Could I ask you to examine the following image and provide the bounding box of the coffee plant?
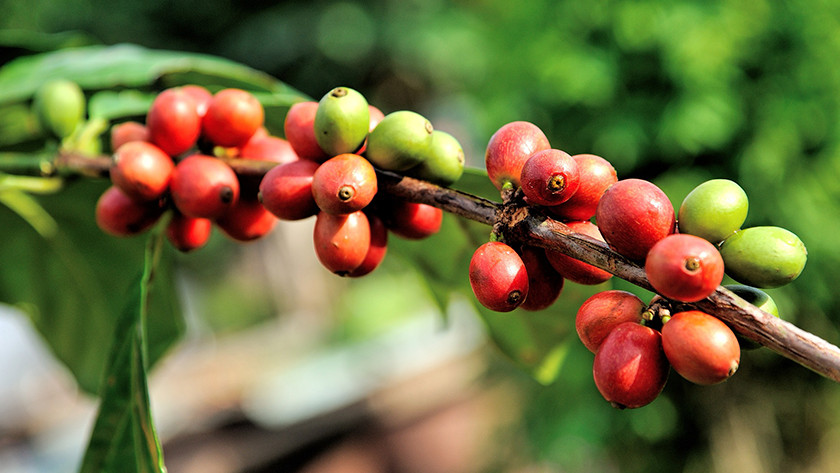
[0,43,838,472]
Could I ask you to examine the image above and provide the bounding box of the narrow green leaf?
[78,229,167,473]
[0,188,59,237]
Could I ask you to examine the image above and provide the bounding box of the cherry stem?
[29,150,840,383]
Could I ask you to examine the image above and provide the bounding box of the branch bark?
[46,152,840,382]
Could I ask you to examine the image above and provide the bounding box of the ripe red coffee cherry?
[146,88,202,157]
[258,160,321,221]
[238,135,299,165]
[547,154,617,221]
[662,310,740,385]
[216,196,278,242]
[170,154,240,219]
[576,290,646,353]
[348,213,388,278]
[95,186,164,237]
[311,153,378,215]
[593,322,669,409]
[518,245,564,311]
[313,210,371,276]
[485,121,551,190]
[544,220,612,285]
[202,88,264,147]
[469,241,529,312]
[110,141,174,202]
[179,85,212,117]
[110,121,149,151]
[284,101,330,162]
[645,234,724,302]
[595,178,676,261]
[166,212,212,252]
[520,149,580,206]
[380,200,443,240]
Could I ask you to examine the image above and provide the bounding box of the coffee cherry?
[408,130,465,186]
[520,149,580,206]
[110,121,149,151]
[379,200,443,240]
[544,220,612,285]
[110,141,174,202]
[311,153,378,215]
[518,246,564,311]
[238,135,299,164]
[178,85,212,117]
[348,213,388,278]
[313,210,371,276]
[469,241,529,312]
[595,178,676,262]
[170,154,240,219]
[547,154,617,221]
[592,321,669,409]
[32,79,85,139]
[724,284,779,349]
[258,160,321,221]
[202,88,264,147]
[662,310,740,385]
[576,290,646,353]
[678,179,748,243]
[484,121,551,190]
[368,105,385,131]
[95,186,164,237]
[719,226,807,288]
[284,101,330,162]
[166,212,212,252]
[216,196,278,242]
[146,88,202,157]
[645,234,724,302]
[314,86,370,156]
[366,110,434,171]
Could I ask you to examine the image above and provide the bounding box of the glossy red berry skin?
[469,241,530,312]
[238,135,299,165]
[544,220,612,285]
[170,154,240,219]
[216,196,278,242]
[593,322,669,409]
[518,246,564,311]
[258,160,321,221]
[146,88,201,157]
[645,234,725,302]
[202,88,264,147]
[95,186,164,237]
[311,153,378,215]
[576,290,646,353]
[284,101,330,162]
[110,141,174,202]
[380,201,443,240]
[595,178,676,262]
[547,154,617,221]
[520,149,580,206]
[110,121,149,151]
[313,210,371,276]
[178,85,212,117]
[662,310,740,385]
[485,121,551,190]
[166,212,212,252]
[348,213,389,278]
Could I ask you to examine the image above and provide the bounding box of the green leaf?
[78,229,167,473]
[0,179,184,394]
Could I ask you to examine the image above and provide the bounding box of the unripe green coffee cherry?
[409,130,464,186]
[720,226,807,288]
[724,283,779,350]
[365,110,434,171]
[678,179,748,243]
[32,79,86,139]
[314,87,370,156]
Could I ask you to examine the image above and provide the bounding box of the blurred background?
[3,0,840,472]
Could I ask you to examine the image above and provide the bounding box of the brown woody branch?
[48,152,840,382]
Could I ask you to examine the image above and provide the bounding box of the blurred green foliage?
[4,1,840,472]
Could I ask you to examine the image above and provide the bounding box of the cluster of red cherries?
[97,85,463,277]
[469,121,807,409]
